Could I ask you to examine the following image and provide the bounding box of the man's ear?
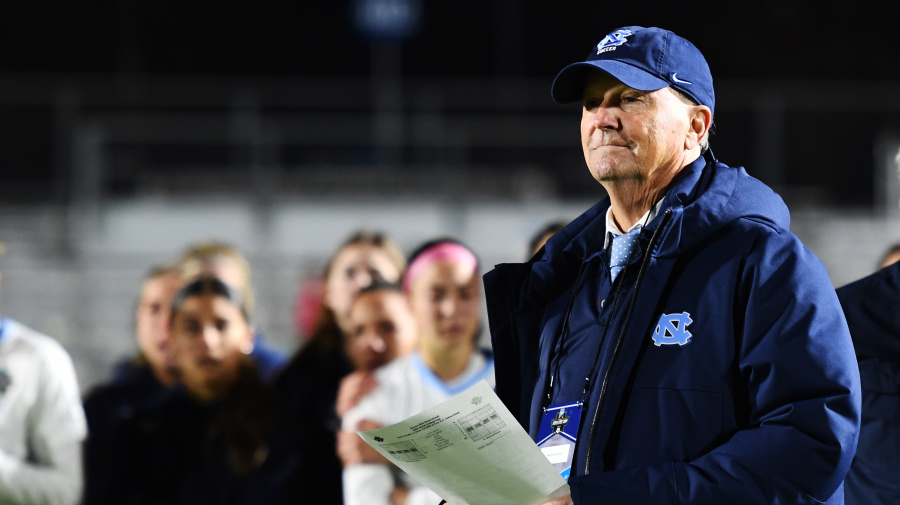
[685,105,712,150]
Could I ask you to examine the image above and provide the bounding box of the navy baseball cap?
[551,26,715,115]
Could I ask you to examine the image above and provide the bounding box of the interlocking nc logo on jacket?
[596,29,633,54]
[652,312,693,346]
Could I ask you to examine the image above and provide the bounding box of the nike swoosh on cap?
[671,73,692,85]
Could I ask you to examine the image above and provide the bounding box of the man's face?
[580,71,695,186]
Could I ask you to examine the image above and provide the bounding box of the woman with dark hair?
[176,241,288,381]
[273,230,406,505]
[339,238,495,505]
[86,277,307,505]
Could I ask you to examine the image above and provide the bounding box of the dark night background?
[3,1,897,79]
[2,0,900,206]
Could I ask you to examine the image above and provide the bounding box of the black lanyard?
[543,216,646,410]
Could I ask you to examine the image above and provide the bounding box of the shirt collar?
[603,198,665,249]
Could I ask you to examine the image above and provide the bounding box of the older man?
[484,26,860,504]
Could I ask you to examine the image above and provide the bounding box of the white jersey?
[342,350,495,505]
[0,318,87,505]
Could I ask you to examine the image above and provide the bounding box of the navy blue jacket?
[836,262,900,505]
[83,359,173,505]
[484,154,861,504]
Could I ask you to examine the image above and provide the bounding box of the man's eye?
[583,99,600,110]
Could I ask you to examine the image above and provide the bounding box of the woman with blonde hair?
[273,230,406,505]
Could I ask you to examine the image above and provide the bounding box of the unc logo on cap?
[596,29,633,54]
[651,312,693,346]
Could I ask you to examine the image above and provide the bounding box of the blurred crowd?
[0,221,566,505]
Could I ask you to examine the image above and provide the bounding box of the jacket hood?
[520,152,790,309]
[656,151,791,257]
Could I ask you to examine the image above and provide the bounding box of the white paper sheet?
[356,380,569,505]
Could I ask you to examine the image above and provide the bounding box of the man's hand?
[336,371,379,418]
[336,419,389,465]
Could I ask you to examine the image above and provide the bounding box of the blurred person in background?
[0,243,87,505]
[527,220,568,260]
[292,273,324,343]
[273,230,406,505]
[837,256,900,505]
[87,276,308,505]
[177,241,288,380]
[877,242,900,269]
[339,238,495,505]
[336,280,417,418]
[82,265,184,504]
[836,147,900,505]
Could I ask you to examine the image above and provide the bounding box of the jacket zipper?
[583,209,673,474]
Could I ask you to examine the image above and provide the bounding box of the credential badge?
[651,312,693,346]
[596,29,633,54]
[550,409,570,435]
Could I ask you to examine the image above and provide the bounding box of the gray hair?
[669,87,711,153]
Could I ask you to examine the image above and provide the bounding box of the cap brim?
[551,60,670,104]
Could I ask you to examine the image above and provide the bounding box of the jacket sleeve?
[0,340,87,505]
[484,265,527,427]
[568,230,861,504]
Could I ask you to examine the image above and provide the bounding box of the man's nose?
[592,106,618,129]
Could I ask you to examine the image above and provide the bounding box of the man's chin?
[591,165,642,185]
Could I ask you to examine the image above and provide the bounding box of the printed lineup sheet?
[356,380,569,505]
